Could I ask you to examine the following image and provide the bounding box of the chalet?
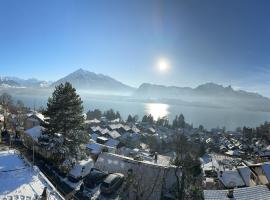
[24,112,45,130]
[22,125,44,148]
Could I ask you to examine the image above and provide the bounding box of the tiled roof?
[204,185,270,200]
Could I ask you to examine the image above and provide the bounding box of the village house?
[94,152,181,200]
[24,111,45,130]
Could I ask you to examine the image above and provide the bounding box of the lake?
[15,93,270,131]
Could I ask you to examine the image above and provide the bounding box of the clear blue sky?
[0,0,270,96]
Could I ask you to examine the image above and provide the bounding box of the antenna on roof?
[33,99,36,111]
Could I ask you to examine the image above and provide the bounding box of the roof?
[225,150,239,156]
[97,136,109,142]
[27,112,45,122]
[103,173,120,184]
[85,143,103,154]
[219,169,245,188]
[68,158,94,178]
[148,127,156,133]
[95,152,180,200]
[237,166,254,186]
[25,126,44,142]
[105,138,120,147]
[107,130,121,139]
[91,133,99,142]
[85,119,101,124]
[0,150,63,200]
[101,128,110,135]
[262,163,270,182]
[204,185,270,200]
[108,124,122,130]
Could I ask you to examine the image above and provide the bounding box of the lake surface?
[15,94,270,131]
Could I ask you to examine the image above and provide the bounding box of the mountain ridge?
[51,68,135,94]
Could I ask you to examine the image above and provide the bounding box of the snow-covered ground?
[0,150,64,200]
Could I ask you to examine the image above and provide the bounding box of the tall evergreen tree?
[43,82,89,163]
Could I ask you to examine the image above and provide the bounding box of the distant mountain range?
[0,76,51,88]
[1,68,270,111]
[134,82,270,111]
[134,82,265,100]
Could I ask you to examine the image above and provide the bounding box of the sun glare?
[157,58,170,72]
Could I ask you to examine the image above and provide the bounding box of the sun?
[157,58,170,72]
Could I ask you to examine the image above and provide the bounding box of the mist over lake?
[11,90,270,131]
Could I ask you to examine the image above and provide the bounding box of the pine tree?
[127,115,133,123]
[43,82,89,163]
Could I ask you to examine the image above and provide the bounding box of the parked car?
[100,173,124,195]
[84,168,108,188]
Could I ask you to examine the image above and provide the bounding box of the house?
[22,125,44,148]
[24,112,45,129]
[94,152,181,200]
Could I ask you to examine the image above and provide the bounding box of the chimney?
[41,187,48,200]
[227,188,234,198]
[220,171,223,177]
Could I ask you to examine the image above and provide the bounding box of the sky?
[0,0,270,96]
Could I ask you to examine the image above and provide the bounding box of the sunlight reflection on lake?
[145,103,170,120]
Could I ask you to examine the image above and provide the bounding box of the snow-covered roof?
[148,127,156,133]
[107,130,121,139]
[109,118,120,123]
[101,128,110,135]
[86,142,116,155]
[27,112,45,122]
[204,185,270,200]
[25,126,44,142]
[85,119,101,124]
[0,150,63,200]
[225,150,239,156]
[108,124,122,130]
[90,126,102,132]
[68,158,94,179]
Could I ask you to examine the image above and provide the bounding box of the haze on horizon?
[0,0,270,96]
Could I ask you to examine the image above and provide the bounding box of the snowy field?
[0,150,64,200]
